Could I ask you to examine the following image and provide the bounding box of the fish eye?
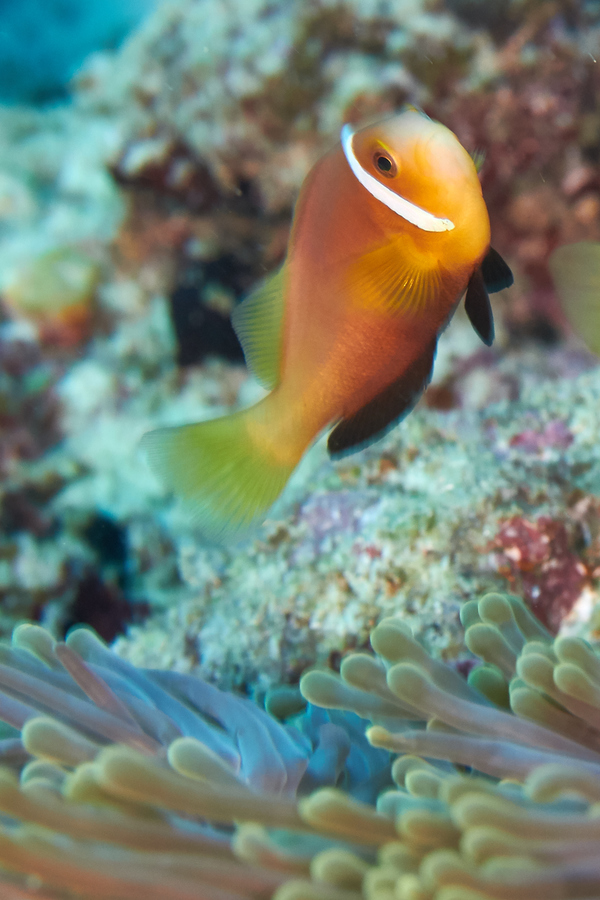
[373,151,397,178]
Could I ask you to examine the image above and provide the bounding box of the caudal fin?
[141,409,296,542]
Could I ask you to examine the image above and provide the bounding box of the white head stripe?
[340,124,455,233]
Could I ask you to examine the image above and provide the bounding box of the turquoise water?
[0,0,157,102]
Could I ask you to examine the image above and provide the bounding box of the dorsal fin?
[347,239,445,316]
[481,247,513,293]
[231,266,286,390]
[465,267,494,346]
[327,338,437,457]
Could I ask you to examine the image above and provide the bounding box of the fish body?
[143,110,512,541]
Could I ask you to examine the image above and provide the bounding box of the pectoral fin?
[327,339,437,457]
[231,266,286,390]
[481,246,513,293]
[465,268,494,346]
[347,239,445,316]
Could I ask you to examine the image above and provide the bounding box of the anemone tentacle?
[0,594,599,899]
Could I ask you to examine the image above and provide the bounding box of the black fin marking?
[481,247,513,293]
[465,268,495,346]
[327,340,437,457]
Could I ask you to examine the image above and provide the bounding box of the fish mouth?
[341,124,455,233]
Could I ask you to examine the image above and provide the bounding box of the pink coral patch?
[492,515,589,632]
[509,419,573,453]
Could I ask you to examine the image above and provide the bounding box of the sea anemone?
[300,592,600,900]
[0,617,386,898]
[0,592,599,899]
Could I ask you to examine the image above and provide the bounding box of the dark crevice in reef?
[63,570,149,644]
[169,261,249,367]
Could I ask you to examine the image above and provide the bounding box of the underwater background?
[2,1,600,896]
[1,0,600,686]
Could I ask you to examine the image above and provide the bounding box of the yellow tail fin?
[141,408,295,542]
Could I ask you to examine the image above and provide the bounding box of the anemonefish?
[550,242,600,356]
[143,108,513,541]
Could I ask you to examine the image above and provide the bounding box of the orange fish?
[143,109,512,541]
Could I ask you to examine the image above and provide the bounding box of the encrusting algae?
[2,247,101,347]
[0,591,599,898]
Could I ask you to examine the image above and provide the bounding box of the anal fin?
[465,268,494,346]
[327,339,437,457]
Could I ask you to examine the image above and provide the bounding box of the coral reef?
[2,313,600,688]
[0,0,600,695]
[113,350,600,691]
[67,0,600,336]
[2,248,101,346]
[0,592,599,899]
